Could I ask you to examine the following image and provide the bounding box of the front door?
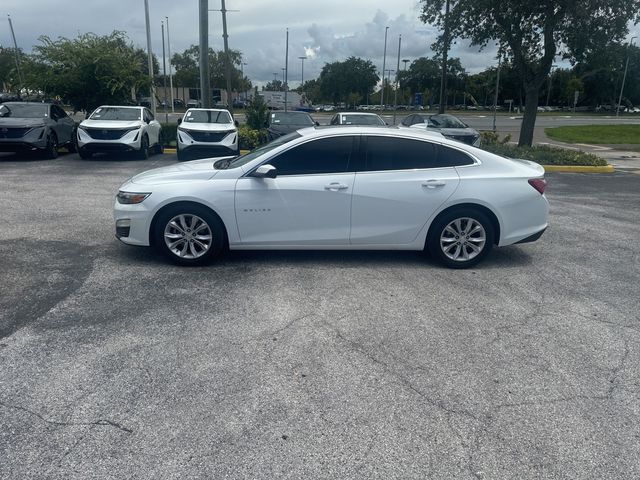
[235,135,358,246]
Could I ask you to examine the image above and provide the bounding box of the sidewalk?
[537,138,640,172]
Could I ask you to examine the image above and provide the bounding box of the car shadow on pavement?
[114,244,534,270]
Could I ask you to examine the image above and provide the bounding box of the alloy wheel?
[163,214,213,259]
[439,217,486,262]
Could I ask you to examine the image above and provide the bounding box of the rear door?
[350,135,466,245]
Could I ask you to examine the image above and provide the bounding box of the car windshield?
[89,107,141,121]
[427,114,466,129]
[215,132,303,170]
[0,103,49,119]
[342,114,385,125]
[183,110,232,124]
[270,112,314,126]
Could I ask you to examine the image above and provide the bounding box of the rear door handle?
[324,183,349,191]
[422,180,446,188]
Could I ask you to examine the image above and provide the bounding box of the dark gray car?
[266,111,318,140]
[400,113,481,147]
[0,102,76,158]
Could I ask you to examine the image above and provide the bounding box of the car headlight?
[116,191,151,204]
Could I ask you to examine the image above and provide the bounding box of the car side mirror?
[235,120,239,127]
[251,164,277,179]
[315,121,320,126]
[177,118,182,124]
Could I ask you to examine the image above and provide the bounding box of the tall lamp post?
[617,36,637,117]
[166,16,174,113]
[299,56,307,95]
[393,35,402,125]
[380,26,389,109]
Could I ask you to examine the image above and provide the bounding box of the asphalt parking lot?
[1,151,639,479]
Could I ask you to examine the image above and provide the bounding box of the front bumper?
[113,201,153,246]
[0,140,47,152]
[177,129,238,158]
[77,128,142,152]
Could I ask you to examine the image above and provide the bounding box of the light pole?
[546,64,558,108]
[299,56,306,92]
[393,35,402,124]
[240,61,247,101]
[144,0,157,115]
[492,52,502,132]
[7,15,24,96]
[198,0,210,108]
[166,16,174,113]
[380,26,389,109]
[284,28,289,112]
[617,36,637,117]
[161,21,168,123]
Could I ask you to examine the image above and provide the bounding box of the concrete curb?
[542,165,615,173]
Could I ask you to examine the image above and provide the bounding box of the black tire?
[78,147,93,160]
[137,134,149,159]
[153,204,226,266]
[176,146,187,162]
[153,133,164,155]
[427,208,494,269]
[44,132,58,159]
[66,128,77,153]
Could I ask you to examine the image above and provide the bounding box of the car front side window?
[267,136,356,176]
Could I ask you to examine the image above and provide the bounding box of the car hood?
[0,118,47,128]
[80,120,142,129]
[179,122,235,132]
[128,158,224,185]
[268,124,307,134]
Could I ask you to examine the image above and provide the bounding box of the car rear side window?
[364,136,438,171]
[268,136,355,175]
[437,144,475,167]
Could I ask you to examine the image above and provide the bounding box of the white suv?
[177,108,239,161]
[77,106,162,159]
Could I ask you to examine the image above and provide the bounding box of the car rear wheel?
[427,208,494,269]
[44,133,58,159]
[153,205,226,266]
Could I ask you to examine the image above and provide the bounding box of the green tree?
[245,94,269,130]
[264,79,285,91]
[170,45,250,93]
[28,32,149,111]
[420,0,640,146]
[319,57,378,105]
[0,47,23,93]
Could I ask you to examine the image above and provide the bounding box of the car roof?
[335,112,381,116]
[96,105,143,109]
[272,110,311,115]
[2,101,53,107]
[298,125,467,145]
[185,108,230,113]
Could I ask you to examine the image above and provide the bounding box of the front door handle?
[324,183,349,191]
[422,180,446,188]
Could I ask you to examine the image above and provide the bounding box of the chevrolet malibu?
[114,127,548,268]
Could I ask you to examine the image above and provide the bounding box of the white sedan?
[114,127,549,268]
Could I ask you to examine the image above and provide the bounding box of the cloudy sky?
[2,0,501,86]
[3,0,639,87]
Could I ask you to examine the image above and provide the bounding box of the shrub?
[160,123,177,146]
[238,125,268,150]
[480,131,511,145]
[482,143,607,166]
[245,95,269,130]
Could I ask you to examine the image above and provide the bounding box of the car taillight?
[528,178,547,194]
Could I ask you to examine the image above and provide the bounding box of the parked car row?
[0,102,484,159]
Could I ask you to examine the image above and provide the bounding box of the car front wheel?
[153,205,226,266]
[44,133,58,159]
[427,208,494,268]
[137,134,149,159]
